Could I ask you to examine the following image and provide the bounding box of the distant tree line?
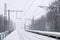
[0,15,15,32]
[29,16,46,31]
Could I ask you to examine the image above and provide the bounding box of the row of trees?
[28,0,60,32]
[0,15,15,32]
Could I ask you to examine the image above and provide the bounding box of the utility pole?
[4,3,7,32]
[8,10,10,31]
[2,3,7,38]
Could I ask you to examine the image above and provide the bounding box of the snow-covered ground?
[3,17,58,40]
[3,29,58,40]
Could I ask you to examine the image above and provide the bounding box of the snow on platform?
[3,29,58,40]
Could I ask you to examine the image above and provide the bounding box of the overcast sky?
[0,0,55,19]
[0,0,55,29]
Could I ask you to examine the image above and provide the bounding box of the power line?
[24,0,35,14]
[23,0,29,11]
[27,0,35,11]
[23,0,35,18]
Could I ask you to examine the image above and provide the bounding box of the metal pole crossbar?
[38,5,60,10]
